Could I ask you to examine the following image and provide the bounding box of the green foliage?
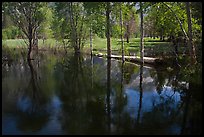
[2,26,23,39]
[2,2,202,59]
[144,2,202,42]
[83,2,106,38]
[52,2,88,51]
[3,2,50,44]
[38,5,54,39]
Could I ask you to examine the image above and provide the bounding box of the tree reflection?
[55,54,108,134]
[3,48,201,135]
[106,58,111,133]
[15,59,50,132]
[180,79,202,135]
[136,63,143,125]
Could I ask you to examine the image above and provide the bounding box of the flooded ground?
[2,49,202,135]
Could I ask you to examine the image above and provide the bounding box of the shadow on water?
[2,48,202,135]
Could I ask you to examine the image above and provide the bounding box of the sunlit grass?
[2,39,58,48]
[3,37,172,56]
[83,36,172,55]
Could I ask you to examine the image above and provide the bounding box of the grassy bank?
[83,36,173,56]
[3,37,174,57]
[2,39,57,48]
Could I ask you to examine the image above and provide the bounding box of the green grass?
[3,37,173,57]
[2,39,58,48]
[83,36,172,56]
[2,39,27,48]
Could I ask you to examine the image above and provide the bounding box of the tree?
[122,3,138,43]
[106,2,111,58]
[140,2,144,64]
[4,2,48,60]
[186,2,197,64]
[120,3,124,62]
[143,2,201,62]
[83,2,101,56]
[38,5,54,43]
[52,2,88,54]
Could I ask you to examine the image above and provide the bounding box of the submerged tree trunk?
[106,2,111,58]
[140,2,144,64]
[186,2,197,64]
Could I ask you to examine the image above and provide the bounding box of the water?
[2,50,202,135]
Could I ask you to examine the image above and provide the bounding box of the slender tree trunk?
[34,29,38,54]
[70,2,79,54]
[126,23,129,43]
[90,24,93,56]
[160,28,164,41]
[186,2,197,64]
[120,3,124,62]
[27,13,33,60]
[78,15,85,53]
[106,2,111,58]
[91,55,93,89]
[140,2,144,64]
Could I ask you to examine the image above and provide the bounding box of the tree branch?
[162,2,189,40]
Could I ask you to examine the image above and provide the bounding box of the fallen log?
[95,53,163,65]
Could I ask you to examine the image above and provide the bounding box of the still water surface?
[2,50,202,135]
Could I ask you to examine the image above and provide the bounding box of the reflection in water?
[2,52,62,135]
[106,58,111,133]
[136,63,143,125]
[15,59,50,132]
[2,49,202,135]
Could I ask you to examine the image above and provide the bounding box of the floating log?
[95,53,163,65]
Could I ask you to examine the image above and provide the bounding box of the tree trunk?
[70,2,79,54]
[27,38,32,60]
[90,25,93,56]
[160,28,163,41]
[120,3,124,62]
[140,2,144,64]
[33,30,38,54]
[78,15,85,54]
[27,13,33,60]
[186,2,197,64]
[126,23,129,43]
[106,2,111,58]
